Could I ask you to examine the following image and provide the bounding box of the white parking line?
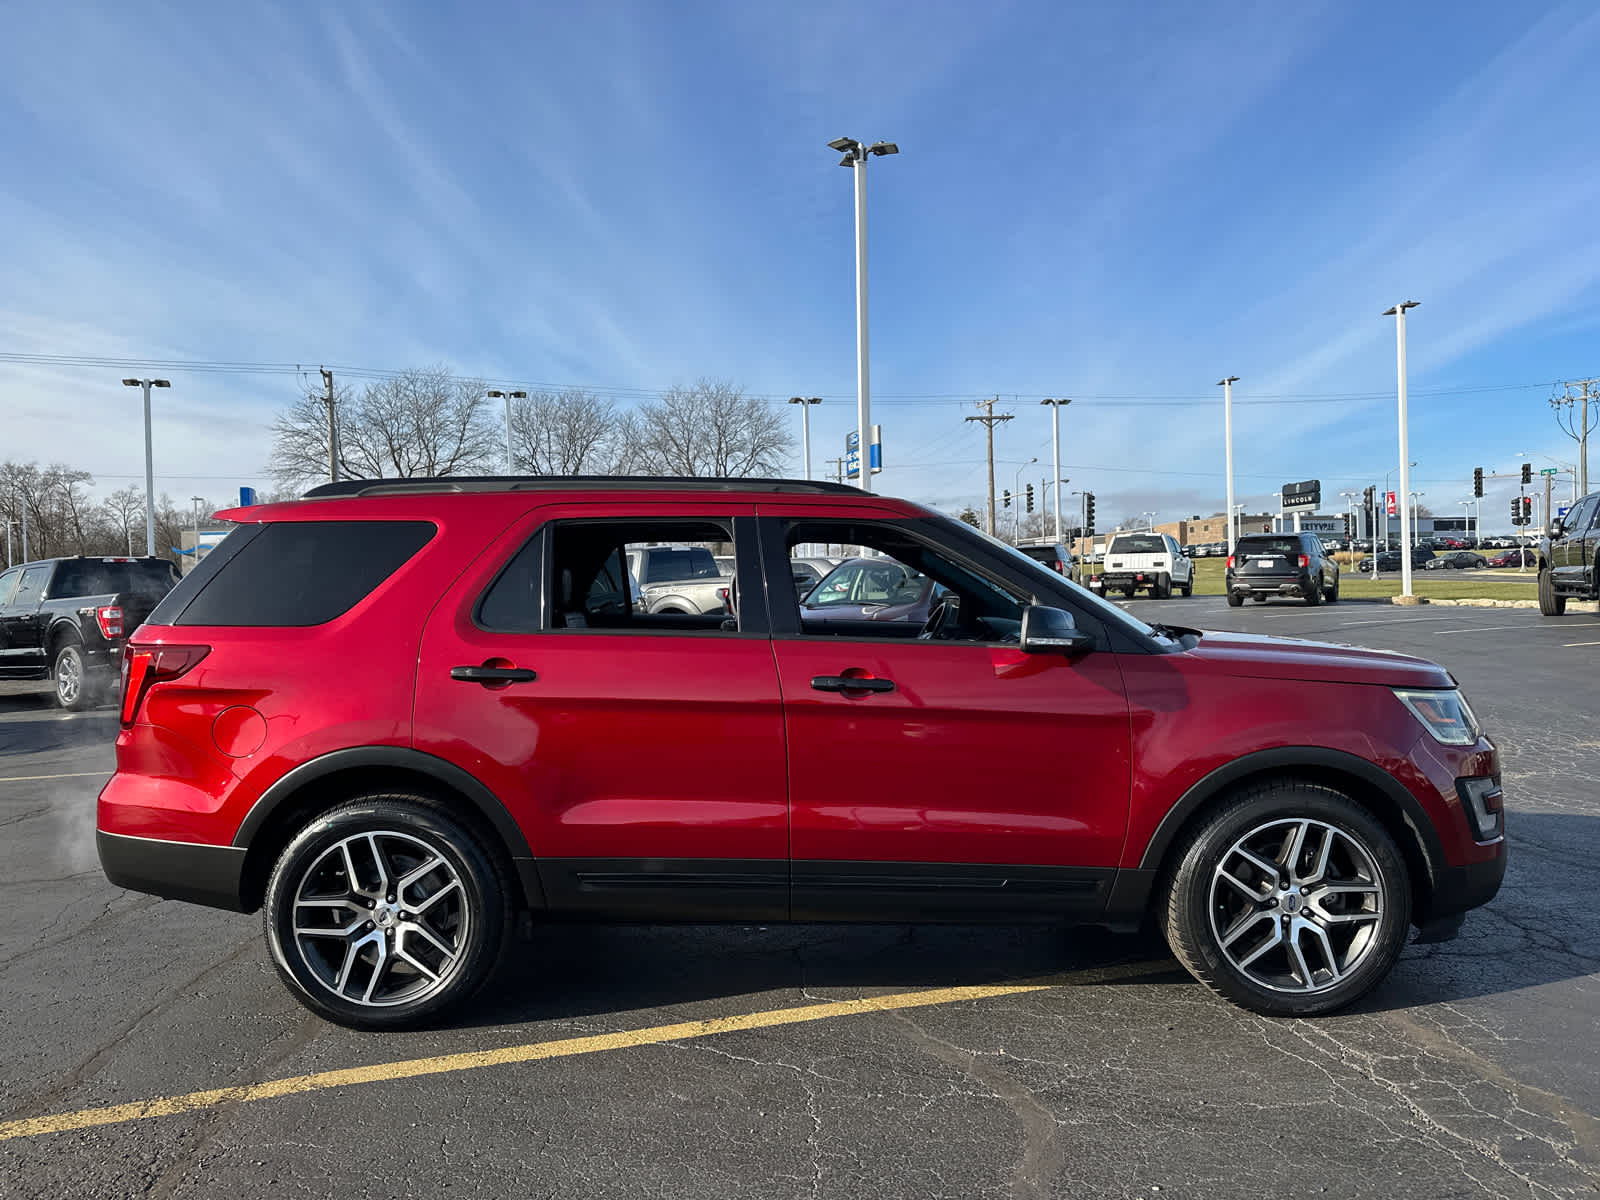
[1563,640,1600,647]
[0,771,111,783]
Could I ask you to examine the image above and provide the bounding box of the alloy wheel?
[289,830,470,1008]
[1208,817,1385,994]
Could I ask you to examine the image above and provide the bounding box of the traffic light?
[1522,496,1533,520]
[1522,462,1532,485]
[1473,467,1484,498]
[1511,496,1524,525]
[1025,484,1035,513]
[1084,492,1096,535]
[1002,489,1012,509]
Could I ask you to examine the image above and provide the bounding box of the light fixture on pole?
[788,397,822,480]
[486,390,529,473]
[1218,376,1239,555]
[828,136,899,493]
[1013,457,1037,541]
[1040,398,1071,541]
[1409,491,1425,548]
[1383,301,1420,596]
[122,377,171,556]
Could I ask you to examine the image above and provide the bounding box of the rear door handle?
[811,675,895,694]
[451,665,538,684]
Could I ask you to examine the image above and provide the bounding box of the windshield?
[804,559,923,607]
[1108,535,1165,555]
[938,517,1161,642]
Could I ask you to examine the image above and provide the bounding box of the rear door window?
[172,521,435,626]
[49,559,178,598]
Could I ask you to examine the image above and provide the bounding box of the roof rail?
[300,475,865,500]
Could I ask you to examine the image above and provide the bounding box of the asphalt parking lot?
[1,600,1596,1199]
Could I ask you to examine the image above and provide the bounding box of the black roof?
[300,475,864,500]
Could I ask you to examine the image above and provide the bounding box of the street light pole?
[1218,376,1239,555]
[486,390,528,473]
[1041,398,1071,542]
[122,377,171,556]
[1013,457,1037,542]
[190,496,204,575]
[788,397,822,479]
[1383,301,1420,597]
[829,137,898,493]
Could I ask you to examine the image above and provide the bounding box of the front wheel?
[1538,568,1566,616]
[1160,782,1411,1017]
[264,795,511,1030]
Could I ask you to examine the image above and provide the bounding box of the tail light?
[95,606,124,639]
[717,587,731,612]
[1298,554,1310,568]
[120,644,210,727]
[1226,555,1235,569]
[1052,560,1064,573]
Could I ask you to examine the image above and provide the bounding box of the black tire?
[53,641,94,711]
[1226,593,1244,608]
[264,794,511,1030]
[1537,568,1566,616]
[1325,573,1340,603]
[1181,576,1193,597]
[1304,579,1322,606]
[1154,574,1171,599]
[1122,587,1136,598]
[1159,781,1411,1017]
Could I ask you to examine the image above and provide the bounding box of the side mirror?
[1019,605,1093,656]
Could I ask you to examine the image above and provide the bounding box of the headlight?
[1394,688,1482,746]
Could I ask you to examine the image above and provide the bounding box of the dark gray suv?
[1226,532,1340,607]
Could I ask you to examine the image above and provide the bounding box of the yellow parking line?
[0,982,1048,1141]
[0,771,111,783]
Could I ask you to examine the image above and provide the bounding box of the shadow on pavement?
[0,713,120,756]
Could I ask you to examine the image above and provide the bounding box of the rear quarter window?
[170,520,435,627]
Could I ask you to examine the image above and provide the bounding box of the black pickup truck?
[0,556,179,709]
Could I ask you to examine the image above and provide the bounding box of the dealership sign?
[1281,479,1321,512]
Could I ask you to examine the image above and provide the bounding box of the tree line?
[0,460,271,567]
[269,368,793,489]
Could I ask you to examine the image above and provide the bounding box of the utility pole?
[965,397,1014,537]
[1383,301,1420,597]
[320,368,339,484]
[1544,470,1554,534]
[1552,378,1595,496]
[828,456,846,485]
[1218,376,1240,554]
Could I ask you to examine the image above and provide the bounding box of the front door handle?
[811,675,895,694]
[451,665,538,684]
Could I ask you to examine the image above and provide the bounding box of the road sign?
[1540,467,1559,476]
[845,426,883,478]
[1557,505,1571,519]
[1281,479,1321,512]
[238,486,258,506]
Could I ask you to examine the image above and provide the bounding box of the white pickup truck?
[1094,531,1194,599]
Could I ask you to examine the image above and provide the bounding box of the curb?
[1409,598,1600,612]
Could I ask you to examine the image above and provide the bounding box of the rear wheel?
[1538,568,1566,616]
[264,794,511,1030]
[1325,574,1340,603]
[1304,579,1322,606]
[1226,593,1244,608]
[1181,575,1193,596]
[53,642,95,712]
[1160,782,1411,1017]
[1154,574,1171,599]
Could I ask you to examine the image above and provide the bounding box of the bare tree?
[627,379,791,477]
[269,367,500,488]
[102,486,145,556]
[510,389,617,475]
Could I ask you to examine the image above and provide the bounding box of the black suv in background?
[1226,532,1340,607]
[0,555,179,708]
[1539,490,1599,615]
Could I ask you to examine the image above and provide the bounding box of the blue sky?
[2,0,1598,529]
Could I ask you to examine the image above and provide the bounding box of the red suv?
[98,477,1505,1028]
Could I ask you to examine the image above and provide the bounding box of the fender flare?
[232,745,535,870]
[1136,745,1446,880]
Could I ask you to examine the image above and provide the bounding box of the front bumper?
[1415,847,1506,940]
[97,830,249,912]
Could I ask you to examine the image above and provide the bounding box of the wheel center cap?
[1281,892,1303,914]
[374,905,398,929]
